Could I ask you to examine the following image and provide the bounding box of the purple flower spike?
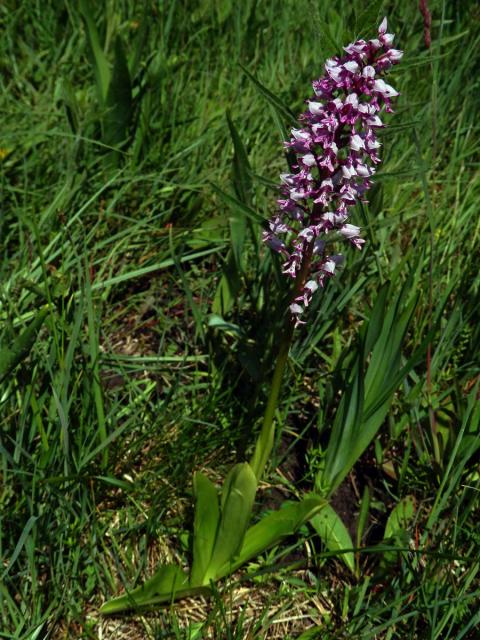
[263,18,402,326]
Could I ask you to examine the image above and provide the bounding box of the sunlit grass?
[1,0,480,638]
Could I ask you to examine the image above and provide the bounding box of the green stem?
[250,319,294,481]
[250,240,315,482]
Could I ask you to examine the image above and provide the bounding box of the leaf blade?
[190,473,220,586]
[79,0,111,103]
[217,494,326,578]
[99,565,195,614]
[205,463,257,581]
[310,503,355,574]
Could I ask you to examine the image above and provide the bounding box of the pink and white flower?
[263,18,402,324]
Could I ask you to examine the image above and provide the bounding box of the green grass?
[1,0,480,638]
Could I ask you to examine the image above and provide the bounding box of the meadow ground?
[1,1,480,638]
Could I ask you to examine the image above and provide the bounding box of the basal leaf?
[100,564,197,614]
[190,473,219,586]
[310,503,355,573]
[384,495,416,540]
[317,282,419,496]
[318,354,364,495]
[205,463,257,582]
[383,495,416,564]
[217,494,326,578]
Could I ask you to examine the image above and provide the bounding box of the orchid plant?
[101,18,404,613]
[252,16,402,491]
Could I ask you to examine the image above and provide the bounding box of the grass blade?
[0,307,49,383]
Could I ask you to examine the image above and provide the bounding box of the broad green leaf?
[384,495,416,540]
[364,294,417,404]
[190,473,220,586]
[310,503,355,574]
[317,282,419,495]
[205,463,257,582]
[100,565,199,614]
[217,494,326,578]
[0,307,49,383]
[383,496,416,564]
[317,354,364,495]
[104,36,133,153]
[79,0,111,104]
